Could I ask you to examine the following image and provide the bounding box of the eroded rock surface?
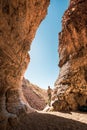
[52,0,87,111]
[0,0,49,129]
[22,78,47,110]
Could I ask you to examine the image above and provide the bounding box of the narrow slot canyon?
[23,0,69,111]
[0,0,87,130]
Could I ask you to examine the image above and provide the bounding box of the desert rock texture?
[22,78,47,110]
[0,0,49,129]
[53,0,87,111]
[0,0,87,129]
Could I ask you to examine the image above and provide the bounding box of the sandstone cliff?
[0,0,49,129]
[22,78,47,110]
[0,0,87,129]
[52,0,87,111]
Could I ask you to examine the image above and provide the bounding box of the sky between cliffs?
[25,0,69,89]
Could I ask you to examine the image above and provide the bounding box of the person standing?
[47,86,52,106]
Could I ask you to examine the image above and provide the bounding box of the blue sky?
[24,0,69,89]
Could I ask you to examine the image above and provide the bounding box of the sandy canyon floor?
[11,111,87,130]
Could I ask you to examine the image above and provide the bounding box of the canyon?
[0,0,87,129]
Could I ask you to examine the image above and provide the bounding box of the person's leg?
[48,95,51,106]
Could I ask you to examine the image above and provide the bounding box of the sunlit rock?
[0,0,49,129]
[22,78,47,110]
[53,0,87,111]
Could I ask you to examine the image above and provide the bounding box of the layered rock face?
[0,0,49,129]
[53,0,87,111]
[22,78,47,110]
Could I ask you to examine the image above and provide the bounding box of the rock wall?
[52,0,87,111]
[0,0,49,129]
[22,78,47,110]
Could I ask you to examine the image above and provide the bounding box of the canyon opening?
[24,0,69,89]
[0,0,87,130]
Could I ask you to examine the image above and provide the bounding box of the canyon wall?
[52,0,87,111]
[22,78,47,110]
[0,0,49,129]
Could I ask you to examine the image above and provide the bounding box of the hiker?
[47,86,52,106]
